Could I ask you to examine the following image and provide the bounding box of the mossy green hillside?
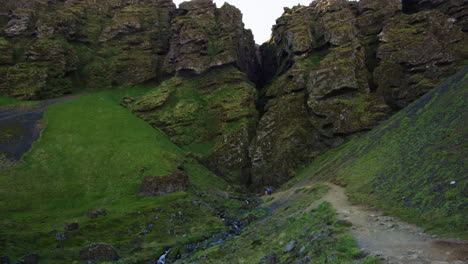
[287,68,468,238]
[131,66,258,184]
[0,87,241,263]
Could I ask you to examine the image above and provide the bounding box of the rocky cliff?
[0,0,177,98]
[0,0,466,187]
[250,0,467,188]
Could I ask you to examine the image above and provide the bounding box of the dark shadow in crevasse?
[402,0,421,14]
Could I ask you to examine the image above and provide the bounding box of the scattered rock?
[86,209,107,219]
[296,256,312,264]
[337,219,353,227]
[20,253,39,264]
[259,253,279,264]
[55,232,66,242]
[79,243,119,261]
[0,256,9,264]
[64,222,79,231]
[299,246,306,254]
[120,96,135,107]
[138,171,189,197]
[284,240,297,253]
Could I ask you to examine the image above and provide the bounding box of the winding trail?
[263,183,468,264]
[323,183,467,264]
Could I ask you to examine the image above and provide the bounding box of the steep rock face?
[252,0,467,188]
[0,0,259,99]
[0,0,176,98]
[375,10,466,109]
[402,0,468,30]
[164,0,258,80]
[131,66,258,184]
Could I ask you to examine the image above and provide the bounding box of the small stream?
[156,249,170,264]
[153,211,249,263]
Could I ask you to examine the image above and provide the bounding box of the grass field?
[0,87,229,263]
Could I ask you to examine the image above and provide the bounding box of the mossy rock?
[133,67,258,183]
[138,171,189,197]
[0,38,13,65]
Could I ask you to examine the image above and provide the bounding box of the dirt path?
[322,183,468,264]
[0,95,82,167]
[261,182,468,263]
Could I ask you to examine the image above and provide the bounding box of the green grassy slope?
[0,88,230,263]
[288,67,468,238]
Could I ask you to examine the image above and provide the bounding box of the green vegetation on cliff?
[131,66,258,184]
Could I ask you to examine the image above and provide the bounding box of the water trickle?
[157,249,170,264]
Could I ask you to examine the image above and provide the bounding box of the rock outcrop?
[131,66,258,184]
[138,171,189,196]
[375,10,466,109]
[0,0,176,99]
[164,0,258,80]
[251,0,466,188]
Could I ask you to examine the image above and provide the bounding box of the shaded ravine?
[0,95,82,167]
[319,183,467,264]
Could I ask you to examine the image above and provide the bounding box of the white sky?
[173,0,316,44]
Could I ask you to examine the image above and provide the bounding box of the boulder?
[79,243,119,261]
[138,171,189,197]
[284,240,297,253]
